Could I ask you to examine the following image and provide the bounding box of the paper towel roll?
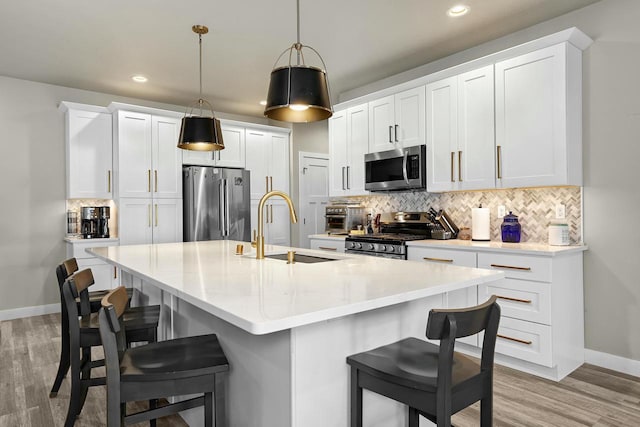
[472,207,490,241]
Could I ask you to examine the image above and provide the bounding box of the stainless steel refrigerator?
[183,166,251,242]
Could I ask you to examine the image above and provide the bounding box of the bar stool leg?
[50,308,71,397]
[350,368,362,427]
[214,373,226,427]
[149,399,158,427]
[408,407,419,427]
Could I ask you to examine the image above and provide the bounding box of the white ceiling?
[0,0,600,118]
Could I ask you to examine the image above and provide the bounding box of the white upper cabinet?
[495,43,582,188]
[368,86,425,153]
[115,110,182,199]
[181,122,246,169]
[245,128,290,200]
[61,103,113,199]
[329,104,369,197]
[426,65,495,192]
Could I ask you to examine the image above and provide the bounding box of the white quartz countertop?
[406,239,587,256]
[89,240,503,335]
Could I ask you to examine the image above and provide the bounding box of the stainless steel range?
[345,212,432,259]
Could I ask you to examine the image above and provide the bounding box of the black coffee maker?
[81,206,110,238]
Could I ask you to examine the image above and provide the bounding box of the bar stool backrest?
[62,268,95,320]
[99,286,130,387]
[56,257,79,289]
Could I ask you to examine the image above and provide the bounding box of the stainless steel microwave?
[364,145,426,191]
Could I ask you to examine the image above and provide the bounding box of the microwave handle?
[402,150,409,184]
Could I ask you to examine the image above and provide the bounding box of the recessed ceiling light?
[131,75,148,83]
[447,5,469,17]
[259,100,267,106]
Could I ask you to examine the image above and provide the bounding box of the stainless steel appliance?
[81,206,110,239]
[345,212,431,259]
[364,145,426,191]
[183,166,251,242]
[325,205,368,235]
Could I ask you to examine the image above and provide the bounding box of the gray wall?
[0,76,268,313]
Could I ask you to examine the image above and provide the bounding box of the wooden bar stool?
[61,269,160,427]
[50,258,133,398]
[347,295,501,427]
[99,286,229,427]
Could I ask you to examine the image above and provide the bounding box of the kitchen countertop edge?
[406,239,587,256]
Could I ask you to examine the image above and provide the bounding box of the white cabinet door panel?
[153,199,183,244]
[395,86,425,148]
[66,109,113,199]
[117,111,153,198]
[346,105,368,195]
[426,77,457,192]
[495,44,566,188]
[217,125,245,168]
[267,201,291,246]
[270,133,290,193]
[246,131,270,199]
[368,95,394,153]
[152,116,182,199]
[328,111,347,197]
[118,198,153,245]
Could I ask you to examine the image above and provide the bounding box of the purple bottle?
[501,211,521,243]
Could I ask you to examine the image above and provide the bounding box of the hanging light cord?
[198,32,203,114]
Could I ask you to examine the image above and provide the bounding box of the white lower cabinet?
[309,237,346,253]
[118,198,182,245]
[65,239,119,290]
[407,247,478,346]
[407,244,584,380]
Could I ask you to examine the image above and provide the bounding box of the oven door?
[364,145,425,191]
[345,249,406,260]
[325,214,348,234]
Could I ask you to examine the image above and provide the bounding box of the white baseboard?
[585,348,640,377]
[0,303,60,321]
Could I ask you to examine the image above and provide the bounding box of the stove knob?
[380,245,386,251]
[388,246,395,253]
[347,242,354,249]
[355,242,362,249]
[368,243,375,251]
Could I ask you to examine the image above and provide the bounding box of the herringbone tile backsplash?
[337,187,582,244]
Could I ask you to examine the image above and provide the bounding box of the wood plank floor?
[2,313,640,426]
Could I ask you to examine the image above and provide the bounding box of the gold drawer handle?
[490,263,531,271]
[318,247,337,251]
[496,295,532,304]
[450,152,455,182]
[147,170,151,192]
[108,170,112,193]
[498,334,532,345]
[424,257,453,263]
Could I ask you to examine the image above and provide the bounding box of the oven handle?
[402,150,409,184]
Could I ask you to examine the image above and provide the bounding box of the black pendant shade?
[265,65,332,123]
[177,25,224,152]
[178,116,224,151]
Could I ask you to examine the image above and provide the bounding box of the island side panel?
[127,272,293,427]
[291,294,444,427]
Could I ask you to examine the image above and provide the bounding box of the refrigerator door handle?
[219,179,225,234]
[224,178,230,236]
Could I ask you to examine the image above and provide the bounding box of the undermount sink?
[264,253,339,264]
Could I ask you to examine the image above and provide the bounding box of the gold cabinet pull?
[458,151,462,182]
[113,266,117,279]
[155,204,158,227]
[265,176,269,193]
[490,263,532,271]
[148,204,152,227]
[423,257,454,263]
[496,145,502,179]
[450,152,455,182]
[498,334,532,345]
[107,170,112,193]
[154,170,158,192]
[319,246,337,251]
[270,205,273,224]
[147,170,151,192]
[496,295,532,304]
[270,176,273,191]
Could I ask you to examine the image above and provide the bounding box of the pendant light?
[264,0,333,123]
[177,25,224,151]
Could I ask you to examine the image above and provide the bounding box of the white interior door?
[299,152,329,249]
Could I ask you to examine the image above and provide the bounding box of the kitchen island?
[90,240,504,427]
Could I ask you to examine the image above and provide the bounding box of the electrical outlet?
[497,205,506,218]
[556,203,566,219]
